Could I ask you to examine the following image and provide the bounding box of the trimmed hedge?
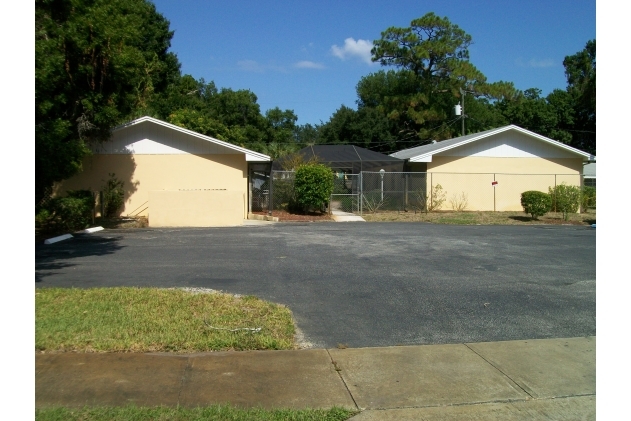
[294,164,334,212]
[520,190,552,220]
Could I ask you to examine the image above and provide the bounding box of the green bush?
[36,190,95,232]
[294,163,334,212]
[102,173,125,217]
[581,186,596,209]
[520,190,552,220]
[549,183,581,220]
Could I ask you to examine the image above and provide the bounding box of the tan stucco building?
[390,125,596,212]
[55,116,271,227]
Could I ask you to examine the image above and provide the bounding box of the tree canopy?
[36,0,180,204]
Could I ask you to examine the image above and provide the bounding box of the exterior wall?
[149,190,244,227]
[55,153,248,222]
[426,156,583,211]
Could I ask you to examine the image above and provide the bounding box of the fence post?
[554,174,557,212]
[359,172,363,216]
[268,170,274,216]
[404,173,409,211]
[493,174,496,212]
[430,173,433,208]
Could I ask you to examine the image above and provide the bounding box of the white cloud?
[528,58,555,68]
[294,60,325,69]
[330,38,374,64]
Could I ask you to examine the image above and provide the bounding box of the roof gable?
[92,116,270,162]
[390,125,595,162]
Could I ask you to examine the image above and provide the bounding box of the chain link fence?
[270,171,296,211]
[330,174,360,213]
[266,170,592,214]
[360,172,586,213]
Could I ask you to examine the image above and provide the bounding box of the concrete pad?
[36,353,188,408]
[350,395,595,420]
[331,210,365,222]
[332,215,366,222]
[329,344,528,410]
[179,349,356,409]
[466,337,596,398]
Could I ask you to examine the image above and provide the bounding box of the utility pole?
[459,88,465,136]
[455,87,480,136]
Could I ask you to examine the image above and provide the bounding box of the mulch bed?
[251,210,333,222]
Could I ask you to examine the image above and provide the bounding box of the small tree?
[294,163,334,212]
[520,191,552,220]
[549,183,581,221]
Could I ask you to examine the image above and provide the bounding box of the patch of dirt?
[251,210,333,222]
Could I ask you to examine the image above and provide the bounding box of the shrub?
[37,190,96,232]
[362,192,389,213]
[102,173,125,217]
[294,163,334,212]
[520,190,552,220]
[449,192,469,212]
[427,184,447,212]
[549,183,581,220]
[581,186,596,209]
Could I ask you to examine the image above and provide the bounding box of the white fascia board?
[509,125,593,160]
[246,153,271,162]
[113,117,271,161]
[409,155,433,162]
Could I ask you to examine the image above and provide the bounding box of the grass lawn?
[35,405,357,421]
[361,209,596,226]
[36,287,296,353]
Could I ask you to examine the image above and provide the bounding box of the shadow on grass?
[508,216,536,222]
[35,234,125,284]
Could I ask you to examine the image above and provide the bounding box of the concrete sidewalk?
[36,337,595,420]
[331,210,366,222]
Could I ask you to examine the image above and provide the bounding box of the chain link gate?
[330,173,360,213]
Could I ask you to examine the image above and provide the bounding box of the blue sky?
[150,0,595,126]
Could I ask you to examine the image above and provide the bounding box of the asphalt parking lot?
[35,223,595,348]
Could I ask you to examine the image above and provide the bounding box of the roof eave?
[112,116,271,161]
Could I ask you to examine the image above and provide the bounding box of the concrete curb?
[76,226,104,234]
[43,234,73,245]
[247,213,279,222]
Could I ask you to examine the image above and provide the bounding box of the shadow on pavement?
[35,234,125,283]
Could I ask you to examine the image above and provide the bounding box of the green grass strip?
[36,288,296,352]
[35,405,358,421]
